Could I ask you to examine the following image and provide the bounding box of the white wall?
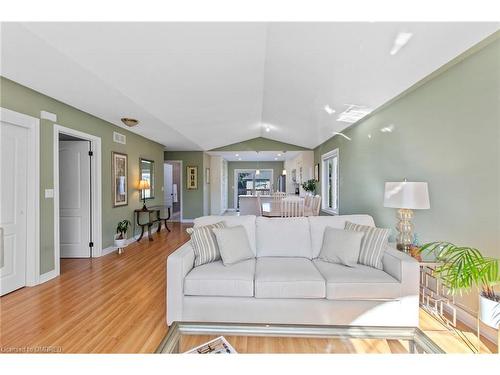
[210,156,224,215]
[284,151,314,195]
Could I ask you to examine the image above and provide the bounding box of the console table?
[133,206,171,242]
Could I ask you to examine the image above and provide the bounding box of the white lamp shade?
[384,181,430,209]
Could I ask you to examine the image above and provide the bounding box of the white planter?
[114,234,128,254]
[479,294,500,329]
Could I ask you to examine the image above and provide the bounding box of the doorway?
[53,125,102,276]
[233,169,273,210]
[0,108,40,295]
[164,161,182,222]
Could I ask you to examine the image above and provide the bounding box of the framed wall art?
[112,152,128,207]
[187,166,198,190]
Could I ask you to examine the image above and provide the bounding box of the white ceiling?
[1,22,498,150]
[208,150,300,162]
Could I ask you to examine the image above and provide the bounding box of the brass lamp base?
[396,208,414,253]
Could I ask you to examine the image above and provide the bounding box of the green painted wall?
[211,137,310,152]
[227,161,284,209]
[164,151,208,220]
[313,38,500,312]
[0,77,165,274]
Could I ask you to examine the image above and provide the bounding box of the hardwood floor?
[0,223,496,353]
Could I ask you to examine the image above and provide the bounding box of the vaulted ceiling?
[1,22,498,150]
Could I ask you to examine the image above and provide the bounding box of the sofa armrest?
[382,246,419,296]
[166,242,195,325]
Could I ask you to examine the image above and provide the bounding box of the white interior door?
[164,163,173,206]
[0,121,28,295]
[59,140,91,258]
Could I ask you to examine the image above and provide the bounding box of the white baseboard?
[100,236,138,257]
[181,218,194,223]
[225,209,236,212]
[444,303,498,345]
[39,269,58,284]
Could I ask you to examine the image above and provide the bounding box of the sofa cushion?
[309,215,376,258]
[186,222,226,267]
[184,259,255,297]
[213,225,254,266]
[255,257,325,298]
[256,217,312,258]
[318,227,365,267]
[345,221,390,270]
[194,215,257,255]
[313,259,401,300]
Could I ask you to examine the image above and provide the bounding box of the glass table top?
[156,322,445,354]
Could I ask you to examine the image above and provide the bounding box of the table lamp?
[138,179,151,210]
[384,180,430,252]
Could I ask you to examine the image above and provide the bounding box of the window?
[234,169,273,209]
[321,149,339,214]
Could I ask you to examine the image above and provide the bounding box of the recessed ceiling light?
[336,105,372,123]
[121,117,139,127]
[324,105,336,115]
[277,153,281,157]
[235,154,239,157]
[265,127,271,132]
[390,32,413,56]
[274,157,278,160]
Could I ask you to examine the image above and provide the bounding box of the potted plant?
[114,219,131,254]
[301,179,317,196]
[420,242,500,329]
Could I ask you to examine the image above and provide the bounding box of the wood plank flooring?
[0,222,496,353]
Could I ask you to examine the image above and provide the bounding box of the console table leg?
[137,226,145,242]
[157,220,162,233]
[164,219,170,232]
[148,224,153,241]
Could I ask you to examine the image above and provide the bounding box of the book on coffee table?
[184,336,237,354]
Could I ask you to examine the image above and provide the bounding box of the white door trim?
[164,160,183,222]
[53,125,102,277]
[0,107,40,286]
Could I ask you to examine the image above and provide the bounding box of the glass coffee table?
[156,322,444,354]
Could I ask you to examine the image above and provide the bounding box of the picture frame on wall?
[187,166,198,190]
[314,163,320,181]
[112,152,128,207]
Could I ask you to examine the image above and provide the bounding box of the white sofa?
[167,215,419,327]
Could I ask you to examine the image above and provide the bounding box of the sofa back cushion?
[256,217,312,258]
[193,215,257,255]
[308,215,375,258]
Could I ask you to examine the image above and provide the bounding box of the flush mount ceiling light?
[336,105,372,123]
[121,117,139,127]
[390,32,413,56]
[324,105,336,115]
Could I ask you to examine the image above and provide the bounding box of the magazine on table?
[184,336,237,354]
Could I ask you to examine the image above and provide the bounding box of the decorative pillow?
[186,222,226,267]
[344,221,390,269]
[318,227,365,267]
[212,225,254,266]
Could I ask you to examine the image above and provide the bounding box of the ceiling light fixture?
[265,127,271,132]
[336,105,372,123]
[277,153,281,157]
[235,154,239,157]
[389,32,413,56]
[121,117,139,127]
[324,105,336,115]
[274,158,278,161]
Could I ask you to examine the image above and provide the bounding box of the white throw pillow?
[186,222,226,267]
[212,225,254,266]
[318,227,365,267]
[344,221,390,269]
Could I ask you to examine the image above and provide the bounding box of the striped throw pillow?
[344,221,389,269]
[186,222,226,267]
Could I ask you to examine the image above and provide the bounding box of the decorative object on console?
[138,179,151,210]
[419,242,500,329]
[114,219,131,254]
[301,179,317,196]
[112,151,128,207]
[383,180,430,252]
[186,222,226,267]
[344,221,390,270]
[187,166,198,190]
